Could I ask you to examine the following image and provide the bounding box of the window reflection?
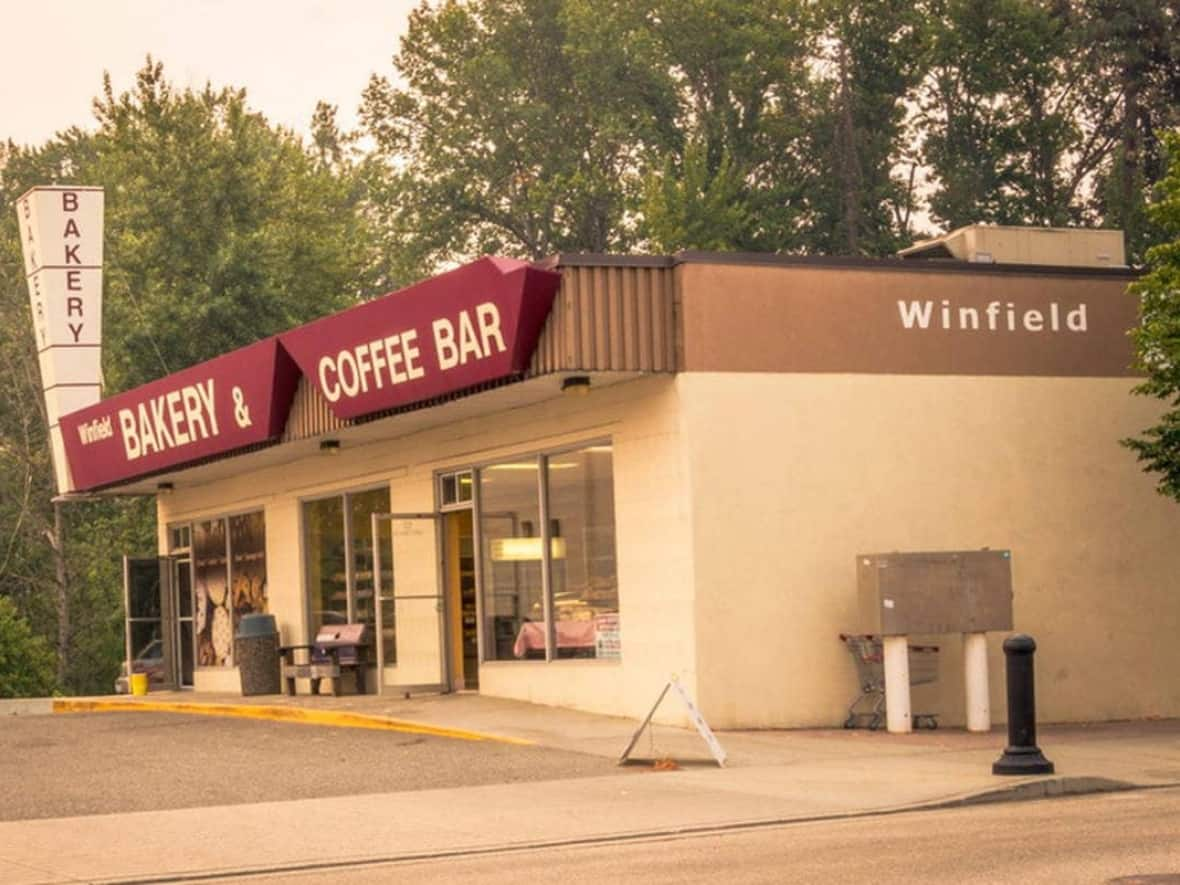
[304,497,347,631]
[229,512,267,631]
[193,518,230,666]
[547,446,619,659]
[479,459,543,660]
[302,488,393,660]
[478,444,620,662]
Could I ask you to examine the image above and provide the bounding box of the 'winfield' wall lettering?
[898,300,1087,333]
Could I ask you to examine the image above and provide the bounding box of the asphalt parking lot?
[0,712,628,821]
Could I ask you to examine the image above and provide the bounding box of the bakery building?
[60,226,1180,729]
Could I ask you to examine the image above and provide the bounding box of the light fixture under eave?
[490,537,568,562]
[320,439,341,455]
[561,375,591,396]
[156,482,174,495]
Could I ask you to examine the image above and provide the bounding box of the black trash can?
[236,613,281,696]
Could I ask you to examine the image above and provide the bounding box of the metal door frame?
[122,555,179,691]
[371,512,449,696]
[170,555,195,689]
[441,506,479,691]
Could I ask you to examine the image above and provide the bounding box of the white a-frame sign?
[619,675,727,767]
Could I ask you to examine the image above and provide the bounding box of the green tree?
[361,0,677,279]
[1080,0,1180,262]
[642,141,753,251]
[1125,131,1180,496]
[0,596,57,698]
[918,0,1178,255]
[802,0,931,255]
[636,0,815,253]
[0,141,73,683]
[362,0,822,266]
[920,0,1087,229]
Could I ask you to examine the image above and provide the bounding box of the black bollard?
[993,634,1054,775]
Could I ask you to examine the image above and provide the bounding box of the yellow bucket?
[129,673,149,696]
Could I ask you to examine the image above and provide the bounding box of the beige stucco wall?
[157,375,697,721]
[679,372,1180,728]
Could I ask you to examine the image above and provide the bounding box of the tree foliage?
[362,0,1177,270]
[0,596,57,698]
[803,0,930,254]
[361,0,676,277]
[1081,0,1180,262]
[1125,132,1180,497]
[920,0,1086,228]
[637,0,815,252]
[917,0,1179,261]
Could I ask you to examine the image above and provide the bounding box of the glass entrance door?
[372,513,447,694]
[122,556,176,691]
[173,558,195,688]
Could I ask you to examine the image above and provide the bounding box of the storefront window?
[193,518,230,666]
[479,442,619,661]
[229,513,268,630]
[547,445,619,659]
[304,497,347,629]
[440,470,473,506]
[303,487,393,659]
[350,488,388,631]
[479,459,544,660]
[193,512,268,668]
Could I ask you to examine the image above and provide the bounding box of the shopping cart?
[838,633,939,730]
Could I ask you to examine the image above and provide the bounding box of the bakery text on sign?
[75,378,254,463]
[317,302,507,403]
[20,190,100,347]
[55,192,90,343]
[116,380,221,461]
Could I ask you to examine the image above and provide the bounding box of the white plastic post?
[964,631,991,732]
[883,635,912,733]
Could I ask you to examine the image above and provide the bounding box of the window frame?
[298,483,391,641]
[168,506,268,670]
[471,437,618,665]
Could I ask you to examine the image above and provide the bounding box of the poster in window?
[230,512,267,630]
[594,613,621,660]
[193,518,230,666]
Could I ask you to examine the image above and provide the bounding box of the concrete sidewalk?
[3,693,1179,884]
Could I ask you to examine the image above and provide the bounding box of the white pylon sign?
[16,186,105,494]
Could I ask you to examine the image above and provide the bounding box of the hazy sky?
[2,0,420,147]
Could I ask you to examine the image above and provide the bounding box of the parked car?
[113,639,167,694]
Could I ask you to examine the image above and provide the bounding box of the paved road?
[219,787,1180,884]
[1,712,624,820]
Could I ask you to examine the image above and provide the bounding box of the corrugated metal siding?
[282,376,349,443]
[529,263,677,375]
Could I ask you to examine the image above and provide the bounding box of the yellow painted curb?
[52,698,534,746]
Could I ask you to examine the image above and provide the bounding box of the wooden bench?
[280,623,369,696]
